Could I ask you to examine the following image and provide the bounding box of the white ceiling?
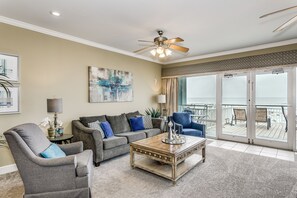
[1,0,297,64]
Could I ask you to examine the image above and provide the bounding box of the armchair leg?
[94,162,100,167]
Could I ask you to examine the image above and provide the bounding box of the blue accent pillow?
[40,143,66,158]
[130,117,145,131]
[100,121,114,138]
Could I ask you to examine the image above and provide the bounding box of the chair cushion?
[129,117,145,131]
[103,136,127,150]
[40,143,66,158]
[142,115,153,129]
[182,128,203,137]
[88,120,105,138]
[100,121,114,138]
[106,114,131,134]
[115,132,146,143]
[11,123,51,155]
[173,112,192,128]
[75,150,93,177]
[138,128,161,138]
[79,115,107,127]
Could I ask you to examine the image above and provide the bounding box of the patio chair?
[231,108,247,127]
[255,108,271,130]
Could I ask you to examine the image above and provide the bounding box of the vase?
[48,127,55,138]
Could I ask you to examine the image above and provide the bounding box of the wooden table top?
[130,133,206,155]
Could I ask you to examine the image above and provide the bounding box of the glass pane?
[222,75,247,137]
[178,75,216,137]
[255,73,287,142]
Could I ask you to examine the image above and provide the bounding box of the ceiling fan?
[260,5,297,32]
[134,30,189,58]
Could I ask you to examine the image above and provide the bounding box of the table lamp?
[47,98,63,129]
[157,94,166,117]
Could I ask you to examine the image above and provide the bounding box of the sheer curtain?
[162,78,178,116]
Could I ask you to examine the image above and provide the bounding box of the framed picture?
[0,53,19,82]
[0,86,20,114]
[88,66,133,102]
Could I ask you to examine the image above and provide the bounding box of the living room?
[1,1,297,197]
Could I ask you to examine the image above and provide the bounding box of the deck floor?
[207,121,288,142]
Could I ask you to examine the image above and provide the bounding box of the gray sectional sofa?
[72,111,162,166]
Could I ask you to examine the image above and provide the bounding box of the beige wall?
[0,23,162,136]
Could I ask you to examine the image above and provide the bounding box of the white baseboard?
[0,163,17,175]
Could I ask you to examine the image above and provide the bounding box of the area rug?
[1,146,297,198]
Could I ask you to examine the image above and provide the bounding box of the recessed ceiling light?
[50,11,60,16]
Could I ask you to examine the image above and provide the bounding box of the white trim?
[0,163,17,175]
[163,39,297,65]
[0,16,161,64]
[1,16,297,66]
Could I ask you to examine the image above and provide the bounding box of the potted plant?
[145,107,161,118]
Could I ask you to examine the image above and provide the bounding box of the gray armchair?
[4,123,93,198]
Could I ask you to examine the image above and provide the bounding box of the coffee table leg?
[202,146,206,163]
[172,157,177,183]
[130,146,135,168]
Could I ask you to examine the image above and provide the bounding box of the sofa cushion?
[79,115,106,127]
[11,123,51,155]
[75,150,93,177]
[106,114,131,134]
[138,128,161,138]
[182,128,203,137]
[126,111,141,120]
[129,117,145,131]
[115,132,146,143]
[142,115,153,129]
[103,136,127,150]
[88,120,105,138]
[100,121,114,138]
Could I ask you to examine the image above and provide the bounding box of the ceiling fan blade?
[133,45,155,53]
[163,37,184,44]
[260,5,297,18]
[169,44,189,53]
[138,40,154,43]
[273,14,297,32]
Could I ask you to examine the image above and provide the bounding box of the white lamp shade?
[157,94,166,104]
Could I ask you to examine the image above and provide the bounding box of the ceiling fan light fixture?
[156,46,164,54]
[159,53,166,58]
[150,49,157,56]
[165,49,172,56]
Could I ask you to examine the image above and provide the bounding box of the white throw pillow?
[88,120,105,138]
[142,115,153,129]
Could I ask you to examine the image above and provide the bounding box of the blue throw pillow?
[100,121,114,138]
[130,117,145,131]
[40,143,66,158]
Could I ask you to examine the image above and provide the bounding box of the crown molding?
[163,38,297,65]
[1,16,297,66]
[0,16,161,64]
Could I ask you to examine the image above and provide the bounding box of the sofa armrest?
[151,118,162,129]
[191,122,206,137]
[72,120,103,163]
[59,141,83,155]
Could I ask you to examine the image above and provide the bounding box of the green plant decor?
[0,73,12,98]
[145,108,161,118]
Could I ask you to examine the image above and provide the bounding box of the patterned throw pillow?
[88,120,105,138]
[142,115,153,129]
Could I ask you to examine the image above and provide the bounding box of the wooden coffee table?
[130,133,206,183]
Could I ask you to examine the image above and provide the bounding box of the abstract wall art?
[88,66,133,103]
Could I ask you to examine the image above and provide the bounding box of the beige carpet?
[1,146,297,198]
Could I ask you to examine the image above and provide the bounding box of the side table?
[48,134,73,144]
